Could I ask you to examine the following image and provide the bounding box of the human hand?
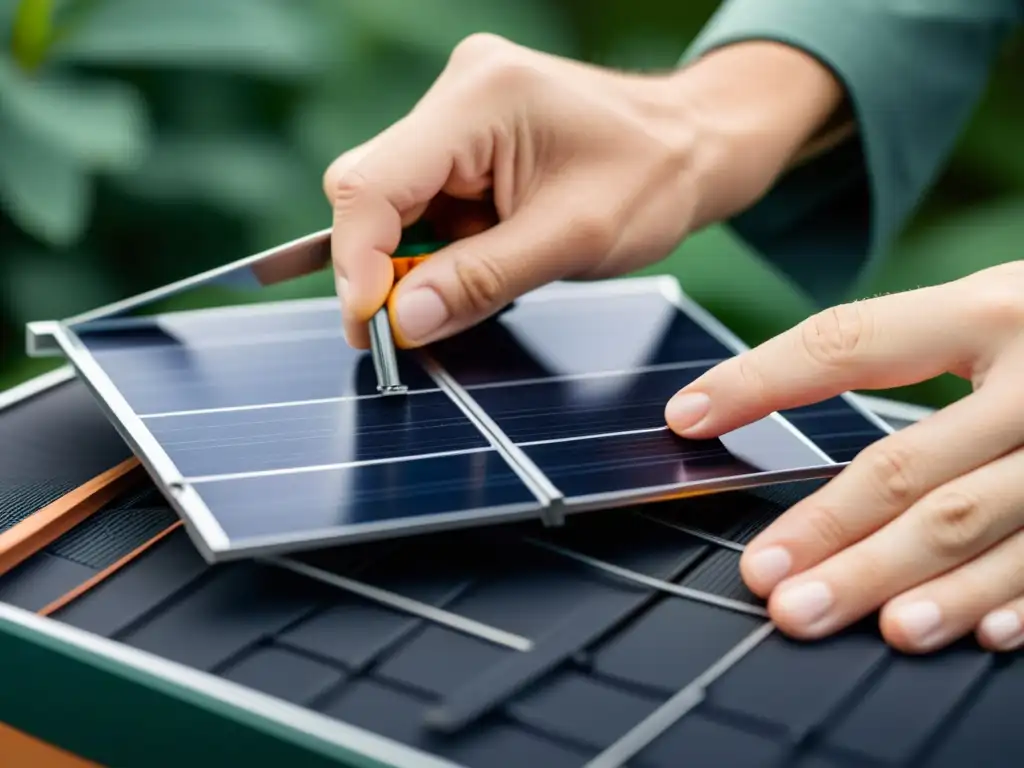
[665,263,1024,653]
[321,34,843,349]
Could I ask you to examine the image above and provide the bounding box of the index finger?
[665,283,975,439]
[324,110,469,330]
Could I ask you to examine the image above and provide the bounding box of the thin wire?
[584,622,776,768]
[639,513,746,552]
[524,539,767,618]
[264,556,533,653]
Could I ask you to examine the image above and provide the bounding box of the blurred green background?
[2,0,1023,407]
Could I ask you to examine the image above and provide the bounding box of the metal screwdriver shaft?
[368,223,447,396]
[368,307,407,395]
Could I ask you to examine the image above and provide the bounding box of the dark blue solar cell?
[523,421,830,504]
[781,397,888,463]
[75,316,435,415]
[466,367,712,445]
[193,450,542,547]
[145,392,487,477]
[429,290,732,387]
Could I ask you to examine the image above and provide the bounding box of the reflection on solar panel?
[40,276,891,561]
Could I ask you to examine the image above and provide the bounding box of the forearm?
[657,40,849,229]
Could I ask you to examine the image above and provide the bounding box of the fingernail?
[980,609,1024,650]
[775,581,834,627]
[893,601,944,648]
[394,288,449,342]
[746,546,792,591]
[665,392,711,432]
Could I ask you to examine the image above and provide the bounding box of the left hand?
[664,261,1024,654]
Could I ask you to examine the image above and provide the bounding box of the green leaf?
[348,0,576,58]
[50,0,324,77]
[11,0,55,69]
[0,113,90,245]
[115,134,309,216]
[0,57,148,172]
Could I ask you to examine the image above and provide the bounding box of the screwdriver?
[368,224,448,395]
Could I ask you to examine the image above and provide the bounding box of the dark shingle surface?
[2,378,1021,767]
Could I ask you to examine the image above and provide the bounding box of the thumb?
[387,185,589,348]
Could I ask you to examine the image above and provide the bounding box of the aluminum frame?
[21,230,892,563]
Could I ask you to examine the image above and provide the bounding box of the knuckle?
[447,32,513,69]
[447,37,541,100]
[1008,557,1024,593]
[567,211,614,256]
[804,504,854,552]
[861,441,919,507]
[452,252,507,315]
[800,302,869,368]
[966,275,1024,334]
[919,489,989,558]
[733,353,771,405]
[328,167,371,210]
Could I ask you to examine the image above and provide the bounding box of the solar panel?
[26,230,891,563]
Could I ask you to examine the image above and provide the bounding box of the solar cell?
[428,288,733,386]
[191,450,544,551]
[75,311,436,416]
[520,429,797,504]
[145,392,489,477]
[36,274,890,561]
[782,398,890,463]
[466,367,707,444]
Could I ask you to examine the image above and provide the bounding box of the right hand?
[322,33,844,349]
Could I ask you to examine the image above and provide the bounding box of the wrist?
[648,41,848,229]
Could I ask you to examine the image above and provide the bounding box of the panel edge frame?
[36,322,232,562]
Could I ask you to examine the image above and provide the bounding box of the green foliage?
[1,0,1023,409]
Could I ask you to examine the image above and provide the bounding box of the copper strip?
[0,721,102,767]
[38,521,184,618]
[0,458,144,577]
